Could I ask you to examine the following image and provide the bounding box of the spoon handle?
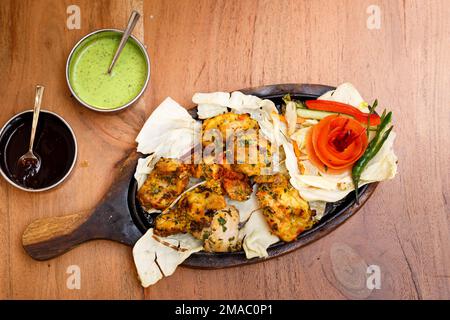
[29,85,44,152]
[107,10,141,74]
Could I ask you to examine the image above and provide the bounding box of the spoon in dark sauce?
[16,85,45,187]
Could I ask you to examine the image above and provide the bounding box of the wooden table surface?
[0,0,449,300]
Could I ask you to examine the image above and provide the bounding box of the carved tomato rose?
[306,115,368,174]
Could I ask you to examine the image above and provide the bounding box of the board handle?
[22,151,143,261]
[22,211,92,260]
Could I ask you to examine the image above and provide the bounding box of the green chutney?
[69,31,148,110]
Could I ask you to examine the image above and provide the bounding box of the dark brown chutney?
[0,111,76,189]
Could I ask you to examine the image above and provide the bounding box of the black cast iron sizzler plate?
[127,83,377,269]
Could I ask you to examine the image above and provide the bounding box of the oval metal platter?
[128,83,378,269]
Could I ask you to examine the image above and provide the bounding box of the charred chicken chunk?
[202,112,273,177]
[181,184,227,234]
[195,206,242,252]
[153,209,187,237]
[202,113,259,147]
[221,166,253,201]
[256,174,313,242]
[137,158,191,210]
[192,160,253,202]
[154,183,226,237]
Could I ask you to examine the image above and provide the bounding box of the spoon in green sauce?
[107,10,141,74]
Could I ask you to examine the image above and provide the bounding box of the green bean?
[352,111,393,203]
[283,93,308,110]
[366,99,378,136]
[282,94,292,104]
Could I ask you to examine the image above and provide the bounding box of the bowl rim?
[0,109,78,192]
[65,28,151,113]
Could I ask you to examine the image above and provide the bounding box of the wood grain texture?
[22,211,90,246]
[0,0,145,299]
[0,0,449,299]
[142,0,450,300]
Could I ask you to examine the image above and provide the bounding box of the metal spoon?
[17,85,45,179]
[107,10,141,74]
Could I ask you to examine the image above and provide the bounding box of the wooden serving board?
[22,84,378,268]
[22,151,142,261]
